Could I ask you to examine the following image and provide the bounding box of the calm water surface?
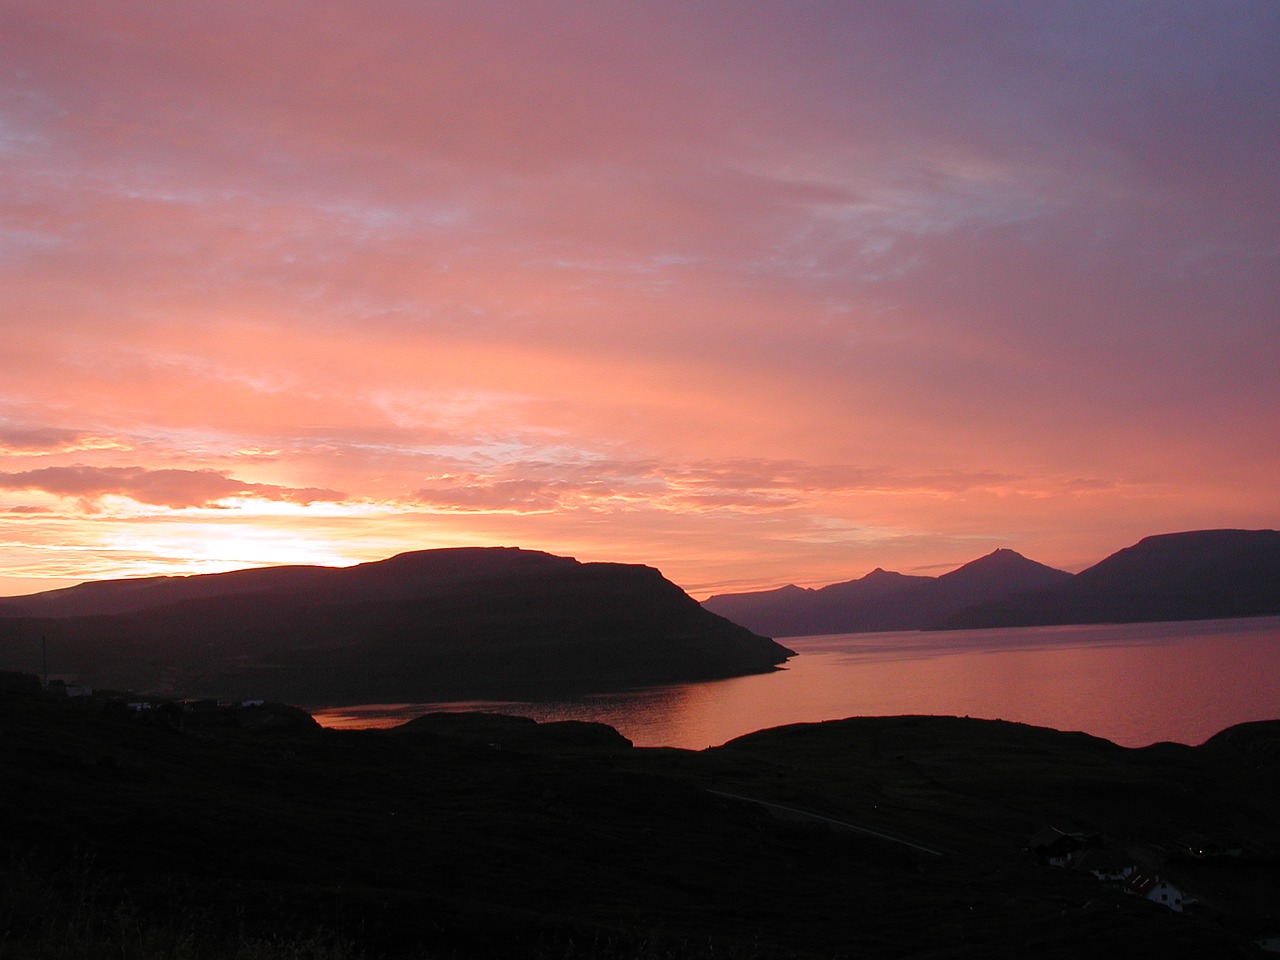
[309,616,1280,749]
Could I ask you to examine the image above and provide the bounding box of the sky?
[1,1,1277,600]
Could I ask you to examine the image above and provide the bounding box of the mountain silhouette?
[942,529,1280,628]
[704,530,1280,637]
[0,547,792,702]
[702,548,1072,636]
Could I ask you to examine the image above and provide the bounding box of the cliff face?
[0,547,792,702]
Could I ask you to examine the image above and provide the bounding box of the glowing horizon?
[2,2,1277,601]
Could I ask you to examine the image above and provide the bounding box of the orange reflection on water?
[310,617,1280,749]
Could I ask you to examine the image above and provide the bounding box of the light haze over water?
[312,617,1280,750]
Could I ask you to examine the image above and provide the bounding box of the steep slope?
[703,549,1070,637]
[942,530,1280,628]
[934,547,1074,598]
[0,547,792,701]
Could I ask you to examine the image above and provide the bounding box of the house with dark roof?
[1026,826,1097,867]
[1073,847,1135,883]
[1125,871,1191,912]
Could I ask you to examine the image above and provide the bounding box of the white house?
[1125,871,1191,912]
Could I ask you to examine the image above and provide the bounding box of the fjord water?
[311,616,1280,749]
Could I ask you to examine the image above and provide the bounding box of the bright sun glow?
[1,3,1276,596]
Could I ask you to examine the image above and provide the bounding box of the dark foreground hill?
[3,688,1278,959]
[0,547,792,702]
[703,547,1072,636]
[704,529,1280,637]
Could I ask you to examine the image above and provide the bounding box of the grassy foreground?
[3,690,1278,958]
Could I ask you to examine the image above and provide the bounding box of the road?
[708,789,948,857]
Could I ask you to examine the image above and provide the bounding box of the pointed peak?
[939,548,1071,587]
[979,548,1028,562]
[862,566,901,579]
[952,548,1033,569]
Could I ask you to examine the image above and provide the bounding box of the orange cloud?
[0,428,130,456]
[0,466,344,510]
[0,2,1276,595]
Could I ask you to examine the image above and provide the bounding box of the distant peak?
[939,547,1071,587]
[979,548,1026,562]
[862,567,903,580]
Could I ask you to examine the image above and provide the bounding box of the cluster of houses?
[125,696,265,712]
[1025,824,1280,954]
[42,678,265,713]
[1026,824,1240,914]
[1029,827,1280,953]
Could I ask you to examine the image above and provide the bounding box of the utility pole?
[42,635,47,690]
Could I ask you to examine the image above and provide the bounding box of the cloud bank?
[1,1,1276,593]
[0,466,343,509]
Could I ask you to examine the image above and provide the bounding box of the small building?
[1176,832,1242,859]
[1073,848,1135,883]
[1125,871,1191,912]
[1027,826,1097,867]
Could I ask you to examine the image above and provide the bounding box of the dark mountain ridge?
[0,547,793,702]
[943,528,1280,628]
[0,563,334,619]
[0,547,590,619]
[704,530,1280,637]
[703,546,1073,636]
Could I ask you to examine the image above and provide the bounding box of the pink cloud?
[0,465,343,509]
[0,428,123,455]
[0,2,1276,591]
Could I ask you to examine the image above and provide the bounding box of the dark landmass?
[942,529,1280,629]
[703,529,1280,636]
[0,547,792,703]
[703,547,1072,636]
[3,684,1278,959]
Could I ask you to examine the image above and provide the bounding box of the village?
[1027,824,1280,951]
[2,670,311,733]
